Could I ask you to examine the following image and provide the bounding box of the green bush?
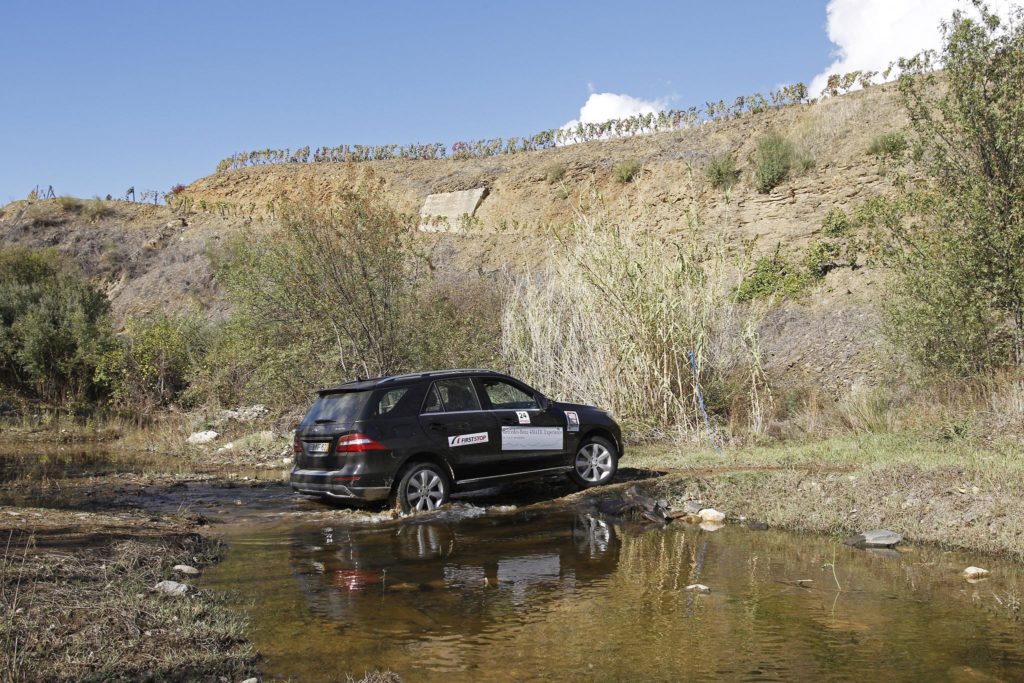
[753,133,794,193]
[96,313,208,414]
[802,240,842,277]
[736,254,809,302]
[0,247,113,405]
[199,187,503,410]
[822,207,851,237]
[613,159,642,184]
[705,153,738,190]
[868,132,908,159]
[544,163,567,183]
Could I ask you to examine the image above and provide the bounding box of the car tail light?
[335,433,385,453]
[293,435,303,454]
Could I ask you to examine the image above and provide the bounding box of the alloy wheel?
[407,469,446,511]
[575,442,613,483]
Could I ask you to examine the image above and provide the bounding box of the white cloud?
[561,92,667,131]
[810,0,1017,96]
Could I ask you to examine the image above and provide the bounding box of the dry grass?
[0,528,255,682]
[501,204,769,436]
[627,430,1024,558]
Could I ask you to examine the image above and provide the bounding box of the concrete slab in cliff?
[419,188,488,232]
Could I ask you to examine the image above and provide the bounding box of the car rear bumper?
[290,468,391,501]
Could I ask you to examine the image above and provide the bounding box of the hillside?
[0,83,908,395]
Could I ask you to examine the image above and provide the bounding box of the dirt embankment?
[0,85,908,396]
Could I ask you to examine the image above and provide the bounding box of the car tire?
[568,435,618,488]
[393,461,450,513]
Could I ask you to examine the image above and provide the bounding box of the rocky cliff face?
[0,84,907,394]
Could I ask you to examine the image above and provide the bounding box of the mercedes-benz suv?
[290,369,623,512]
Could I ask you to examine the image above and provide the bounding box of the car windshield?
[301,391,370,426]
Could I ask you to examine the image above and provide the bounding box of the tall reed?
[501,207,770,437]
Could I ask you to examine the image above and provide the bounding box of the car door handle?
[428,422,447,431]
[500,418,519,426]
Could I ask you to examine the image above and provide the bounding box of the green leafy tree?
[870,3,1024,373]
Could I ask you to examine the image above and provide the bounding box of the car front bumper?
[290,467,391,501]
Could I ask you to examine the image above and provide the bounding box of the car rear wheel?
[393,462,450,513]
[569,436,618,488]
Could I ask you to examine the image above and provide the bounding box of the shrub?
[821,207,851,237]
[0,247,113,405]
[199,186,503,409]
[753,133,794,193]
[56,196,83,213]
[613,159,642,184]
[736,253,809,302]
[802,240,842,278]
[705,153,738,190]
[544,163,567,183]
[96,313,208,415]
[82,199,114,223]
[868,132,908,159]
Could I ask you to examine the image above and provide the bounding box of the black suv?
[290,369,623,512]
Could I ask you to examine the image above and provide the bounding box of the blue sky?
[0,0,966,202]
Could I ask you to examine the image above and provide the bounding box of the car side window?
[374,387,410,417]
[421,384,443,414]
[422,378,481,413]
[482,379,538,410]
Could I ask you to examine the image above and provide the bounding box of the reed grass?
[501,205,769,438]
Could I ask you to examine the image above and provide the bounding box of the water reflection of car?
[290,511,621,622]
[290,369,623,512]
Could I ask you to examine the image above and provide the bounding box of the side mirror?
[539,394,553,410]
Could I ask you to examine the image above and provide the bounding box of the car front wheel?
[569,436,618,488]
[394,462,450,513]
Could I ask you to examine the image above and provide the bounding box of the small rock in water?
[173,564,200,576]
[844,529,902,548]
[685,584,711,594]
[963,566,990,579]
[682,500,703,515]
[746,520,769,531]
[240,678,259,683]
[698,508,726,523]
[153,580,189,596]
[186,430,219,444]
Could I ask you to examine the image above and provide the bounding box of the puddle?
[0,443,178,483]
[204,508,1024,682]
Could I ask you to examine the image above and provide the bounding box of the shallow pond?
[204,506,1024,682]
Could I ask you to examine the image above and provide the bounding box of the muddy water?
[204,507,1024,682]
[0,443,168,482]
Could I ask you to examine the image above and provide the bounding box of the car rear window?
[301,391,370,426]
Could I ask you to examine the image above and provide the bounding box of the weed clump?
[705,153,738,191]
[614,159,642,184]
[544,163,567,183]
[56,196,84,213]
[736,254,808,301]
[82,199,114,222]
[868,132,908,159]
[821,207,851,237]
[753,134,795,193]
